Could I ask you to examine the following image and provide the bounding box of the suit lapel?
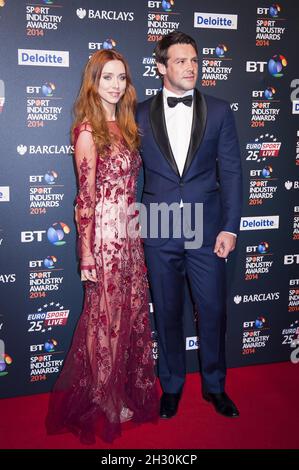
[149,91,180,176]
[182,89,207,177]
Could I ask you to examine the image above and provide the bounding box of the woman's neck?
[102,101,116,121]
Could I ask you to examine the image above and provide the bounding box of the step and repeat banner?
[0,0,298,398]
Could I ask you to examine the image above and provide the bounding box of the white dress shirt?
[162,86,236,238]
[163,87,194,177]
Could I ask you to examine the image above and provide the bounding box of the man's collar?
[163,87,194,100]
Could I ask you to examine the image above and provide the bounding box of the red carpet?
[0,362,298,449]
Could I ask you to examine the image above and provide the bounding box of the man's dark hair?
[154,31,198,66]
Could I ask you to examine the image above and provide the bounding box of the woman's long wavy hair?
[72,49,140,152]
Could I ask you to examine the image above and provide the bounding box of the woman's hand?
[81,255,97,282]
[81,267,97,282]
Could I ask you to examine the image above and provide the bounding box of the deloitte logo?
[194,12,238,30]
[186,336,199,350]
[18,49,69,67]
[240,216,279,231]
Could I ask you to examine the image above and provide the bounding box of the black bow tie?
[167,95,193,108]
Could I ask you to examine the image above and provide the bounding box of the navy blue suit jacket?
[136,89,242,246]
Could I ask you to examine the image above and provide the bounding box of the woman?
[46,50,158,444]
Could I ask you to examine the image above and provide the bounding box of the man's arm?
[215,104,243,257]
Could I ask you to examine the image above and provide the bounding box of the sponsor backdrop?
[0,0,298,398]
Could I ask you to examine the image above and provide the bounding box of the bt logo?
[29,171,58,184]
[257,4,281,17]
[21,222,70,244]
[30,339,57,353]
[47,222,70,246]
[26,82,55,96]
[89,39,117,50]
[148,1,174,11]
[246,242,270,254]
[250,166,273,178]
[268,54,287,77]
[0,340,13,377]
[203,44,228,58]
[21,230,46,243]
[246,55,287,77]
[252,87,276,99]
[29,256,57,269]
[284,254,299,265]
[243,317,266,329]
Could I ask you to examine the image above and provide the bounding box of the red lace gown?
[46,122,158,444]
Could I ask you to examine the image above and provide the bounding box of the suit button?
[179,182,184,187]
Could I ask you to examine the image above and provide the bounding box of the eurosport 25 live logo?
[281,320,299,365]
[245,134,281,162]
[27,302,70,333]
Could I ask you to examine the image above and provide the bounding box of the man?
[136,32,242,419]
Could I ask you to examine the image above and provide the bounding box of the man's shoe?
[160,392,181,419]
[203,392,239,418]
